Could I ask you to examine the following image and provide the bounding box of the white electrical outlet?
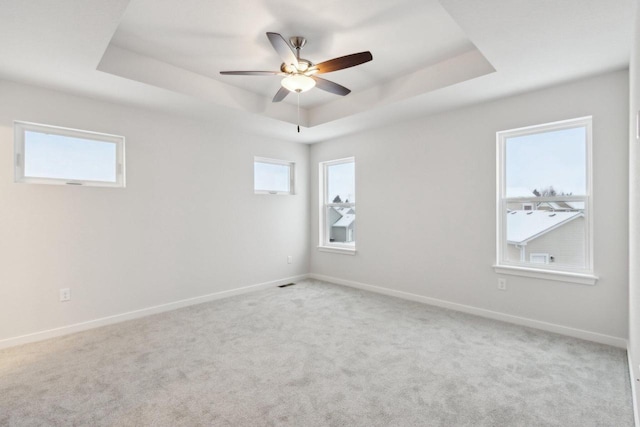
[287,255,293,264]
[59,288,71,302]
[498,278,507,291]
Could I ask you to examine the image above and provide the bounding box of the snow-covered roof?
[538,201,582,211]
[506,210,583,244]
[333,214,355,228]
[334,207,354,216]
[506,187,535,197]
[565,201,585,210]
[546,202,564,210]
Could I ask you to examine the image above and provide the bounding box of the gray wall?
[0,80,310,342]
[629,0,640,414]
[310,70,629,340]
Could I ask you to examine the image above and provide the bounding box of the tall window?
[319,158,355,253]
[14,121,125,187]
[496,117,594,283]
[254,157,294,194]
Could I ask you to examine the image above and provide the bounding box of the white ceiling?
[109,0,476,108]
[0,0,633,143]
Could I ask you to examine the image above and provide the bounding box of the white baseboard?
[309,273,627,349]
[2,272,627,352]
[0,274,309,350]
[629,346,640,427]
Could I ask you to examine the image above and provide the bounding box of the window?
[254,157,294,194]
[14,121,125,187]
[496,117,595,284]
[319,157,355,254]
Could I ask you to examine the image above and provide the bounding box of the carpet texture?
[0,280,633,426]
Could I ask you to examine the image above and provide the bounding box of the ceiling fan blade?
[220,71,284,76]
[266,32,299,69]
[315,51,373,74]
[272,86,290,103]
[312,76,351,96]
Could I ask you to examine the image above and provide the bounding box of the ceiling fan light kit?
[281,74,316,93]
[220,32,373,132]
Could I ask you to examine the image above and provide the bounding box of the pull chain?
[297,91,300,133]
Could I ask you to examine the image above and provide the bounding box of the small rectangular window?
[496,116,593,281]
[254,157,294,194]
[319,157,356,253]
[530,253,550,264]
[14,121,125,187]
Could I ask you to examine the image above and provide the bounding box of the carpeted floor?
[0,280,633,426]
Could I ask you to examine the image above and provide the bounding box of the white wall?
[628,0,640,414]
[0,69,630,351]
[310,71,629,341]
[0,80,309,343]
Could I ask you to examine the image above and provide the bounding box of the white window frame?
[318,157,356,255]
[14,121,125,188]
[254,157,295,195]
[529,253,550,264]
[495,116,597,285]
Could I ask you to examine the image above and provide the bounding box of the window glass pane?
[327,161,355,203]
[24,131,117,182]
[254,161,291,193]
[327,205,356,246]
[505,126,586,197]
[504,202,585,269]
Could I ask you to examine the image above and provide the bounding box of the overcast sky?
[25,131,116,182]
[506,126,586,197]
[328,161,355,203]
[254,161,291,192]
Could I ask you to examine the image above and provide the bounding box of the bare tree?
[533,186,572,197]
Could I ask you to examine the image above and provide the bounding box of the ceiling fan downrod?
[289,36,306,60]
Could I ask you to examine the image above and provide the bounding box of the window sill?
[317,246,356,255]
[493,265,598,285]
[254,191,294,195]
[16,178,125,188]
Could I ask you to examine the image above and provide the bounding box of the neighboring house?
[505,189,585,212]
[505,188,538,212]
[506,210,585,266]
[537,201,585,211]
[329,207,355,243]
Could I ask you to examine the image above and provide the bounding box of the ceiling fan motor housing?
[281,59,313,74]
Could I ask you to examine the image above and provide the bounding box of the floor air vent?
[278,283,296,288]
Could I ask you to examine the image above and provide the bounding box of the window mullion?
[327,203,355,208]
[504,196,587,203]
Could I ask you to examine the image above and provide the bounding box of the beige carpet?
[0,279,633,426]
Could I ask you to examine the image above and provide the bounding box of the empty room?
[1,0,640,425]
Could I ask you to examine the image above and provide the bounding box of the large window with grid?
[496,117,595,284]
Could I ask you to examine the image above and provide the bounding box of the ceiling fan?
[220,32,373,103]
